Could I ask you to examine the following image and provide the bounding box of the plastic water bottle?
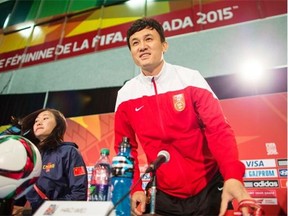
[89,148,111,201]
[111,137,134,216]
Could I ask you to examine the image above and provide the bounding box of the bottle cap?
[123,137,129,142]
[120,137,130,148]
[100,148,110,155]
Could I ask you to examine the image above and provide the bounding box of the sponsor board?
[277,159,287,166]
[244,180,279,188]
[248,189,277,198]
[244,169,278,178]
[280,179,287,188]
[255,198,278,205]
[86,166,94,183]
[278,168,287,177]
[241,159,276,168]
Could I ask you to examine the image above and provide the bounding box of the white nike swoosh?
[217,187,223,191]
[135,106,144,111]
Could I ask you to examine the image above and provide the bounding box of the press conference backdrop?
[0,65,286,215]
[65,92,286,215]
[0,0,286,94]
[0,83,286,215]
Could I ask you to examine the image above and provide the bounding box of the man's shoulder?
[167,62,199,74]
[118,75,142,95]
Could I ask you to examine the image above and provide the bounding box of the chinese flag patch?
[73,166,86,176]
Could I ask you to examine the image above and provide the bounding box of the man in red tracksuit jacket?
[114,18,253,216]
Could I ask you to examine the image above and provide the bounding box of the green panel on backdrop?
[1,0,129,28]
[26,0,41,21]
[104,0,127,7]
[0,0,15,28]
[68,0,100,13]
[37,0,70,19]
[26,0,129,19]
[7,0,34,26]
[37,0,128,19]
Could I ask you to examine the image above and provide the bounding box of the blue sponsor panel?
[244,169,278,178]
[278,169,287,177]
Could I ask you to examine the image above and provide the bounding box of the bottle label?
[90,163,111,201]
[112,155,133,178]
[90,184,110,201]
[95,167,109,184]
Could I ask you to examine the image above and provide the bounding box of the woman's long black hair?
[20,108,67,152]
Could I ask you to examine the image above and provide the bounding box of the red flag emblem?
[73,166,86,176]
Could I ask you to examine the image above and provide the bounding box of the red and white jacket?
[114,61,245,198]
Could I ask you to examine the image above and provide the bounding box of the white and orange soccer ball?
[0,135,42,199]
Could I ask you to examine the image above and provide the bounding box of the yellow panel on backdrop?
[0,28,31,53]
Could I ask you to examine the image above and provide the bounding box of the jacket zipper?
[151,77,166,138]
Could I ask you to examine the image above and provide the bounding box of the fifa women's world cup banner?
[59,93,287,215]
[0,0,286,73]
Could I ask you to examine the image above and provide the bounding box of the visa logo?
[241,159,276,168]
[245,160,264,167]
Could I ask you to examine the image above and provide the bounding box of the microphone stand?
[149,170,157,214]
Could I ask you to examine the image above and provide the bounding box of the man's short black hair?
[126,17,166,50]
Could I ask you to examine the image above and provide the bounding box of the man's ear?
[162,41,168,53]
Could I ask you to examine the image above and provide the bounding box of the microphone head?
[157,150,170,163]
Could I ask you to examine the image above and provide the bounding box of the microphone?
[145,150,170,173]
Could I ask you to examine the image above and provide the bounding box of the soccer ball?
[0,135,42,199]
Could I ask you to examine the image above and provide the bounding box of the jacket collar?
[139,61,167,83]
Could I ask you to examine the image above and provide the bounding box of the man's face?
[129,28,168,75]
